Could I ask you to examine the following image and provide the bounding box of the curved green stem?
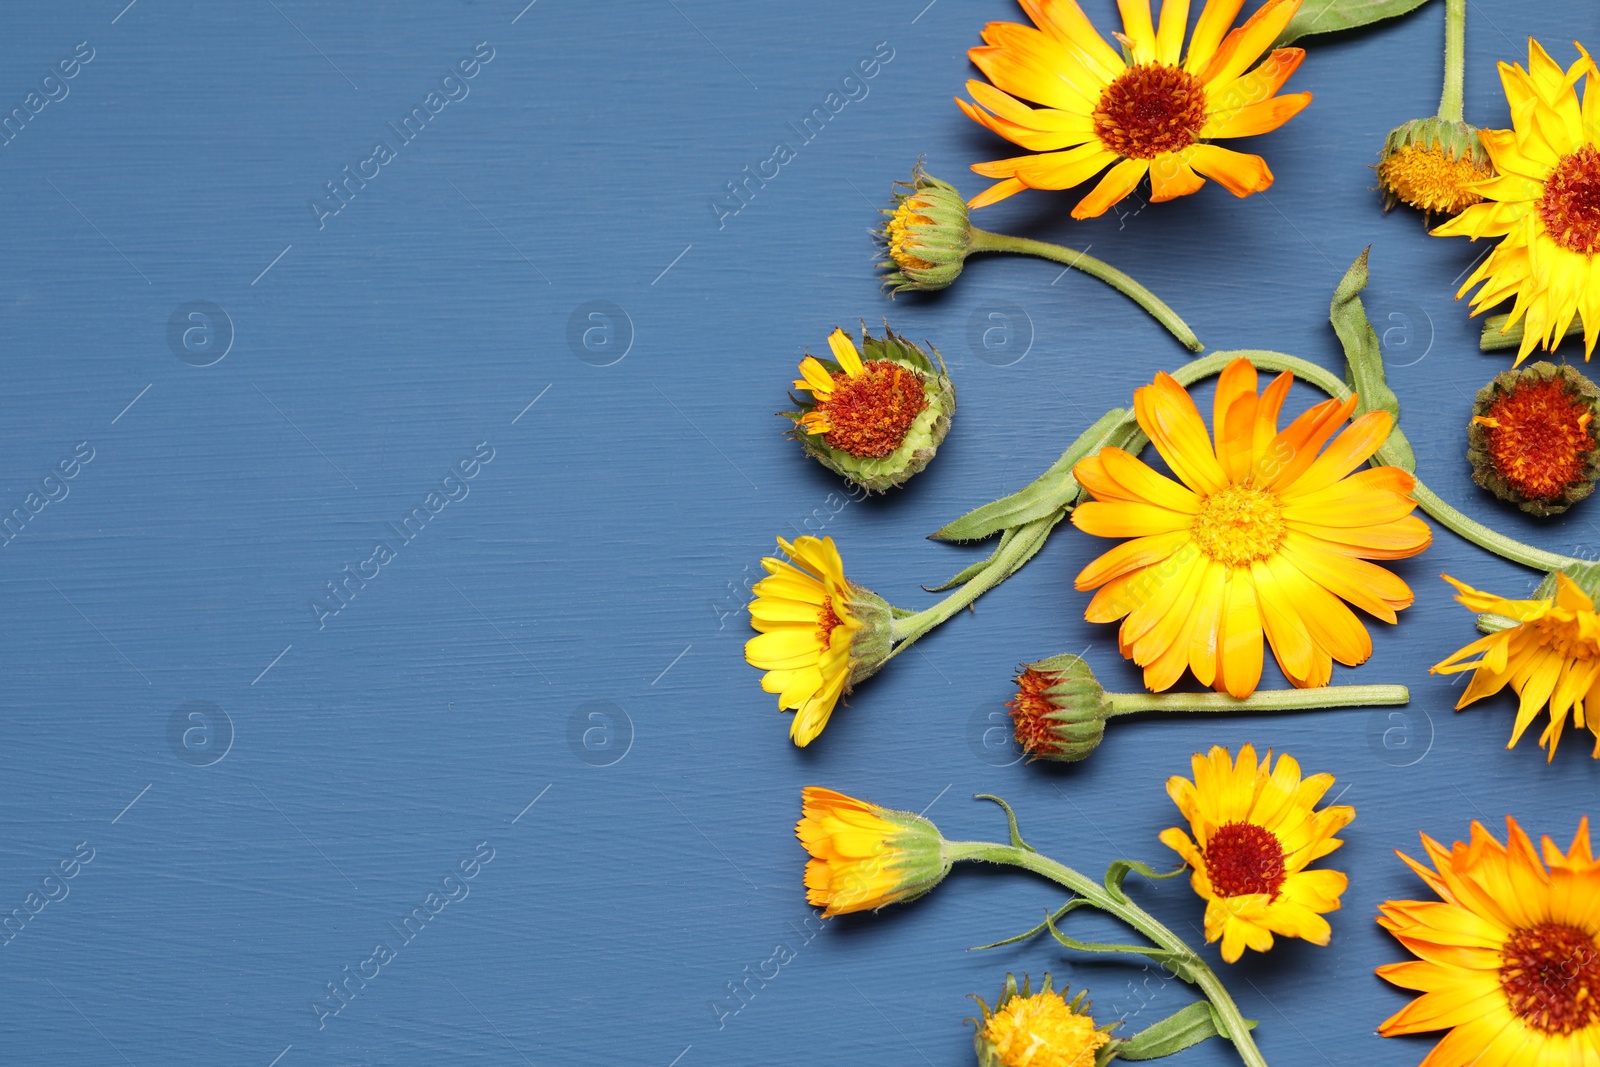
[888,514,1057,654]
[1408,482,1582,571]
[1438,0,1466,122]
[968,227,1204,352]
[1105,684,1408,716]
[944,840,1268,1067]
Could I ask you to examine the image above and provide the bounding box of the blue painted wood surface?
[0,1,1596,1064]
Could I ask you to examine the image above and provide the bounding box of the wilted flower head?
[1377,117,1493,217]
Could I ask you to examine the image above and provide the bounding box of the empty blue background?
[0,1,1595,1064]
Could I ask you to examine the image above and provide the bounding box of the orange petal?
[1134,372,1229,495]
[1187,144,1275,197]
[1182,0,1247,74]
[1071,158,1150,219]
[1202,92,1312,139]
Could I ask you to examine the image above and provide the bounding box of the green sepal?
[1330,249,1416,472]
[1042,910,1202,984]
[974,794,1036,853]
[933,408,1130,541]
[1480,312,1586,353]
[1276,0,1432,46]
[1103,858,1185,903]
[1112,1001,1257,1061]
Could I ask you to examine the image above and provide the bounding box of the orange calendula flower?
[1432,572,1600,760]
[1070,357,1431,697]
[957,0,1313,215]
[1378,817,1600,1062]
[972,974,1111,1067]
[1434,40,1600,363]
[795,787,948,916]
[1160,744,1354,963]
[745,536,893,746]
[788,326,954,493]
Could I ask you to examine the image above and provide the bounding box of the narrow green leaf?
[1114,1002,1256,1061]
[933,409,1130,541]
[974,794,1036,852]
[1278,0,1433,45]
[1104,858,1185,902]
[1330,248,1416,472]
[1041,911,1200,982]
[970,898,1086,951]
[926,527,1019,592]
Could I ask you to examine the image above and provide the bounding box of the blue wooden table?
[0,2,1595,1064]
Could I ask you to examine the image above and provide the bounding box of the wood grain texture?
[0,1,1594,1064]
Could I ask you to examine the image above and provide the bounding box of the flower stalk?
[1102,685,1408,716]
[966,228,1203,352]
[1438,0,1466,123]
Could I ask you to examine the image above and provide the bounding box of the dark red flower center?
[816,595,843,649]
[1203,822,1287,899]
[1093,64,1208,160]
[1500,922,1600,1034]
[1541,145,1600,254]
[819,361,927,458]
[1006,667,1064,757]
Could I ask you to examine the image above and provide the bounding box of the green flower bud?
[1007,653,1112,762]
[878,164,971,292]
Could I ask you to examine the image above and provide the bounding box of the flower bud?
[1006,653,1112,762]
[796,787,949,916]
[971,973,1111,1067]
[877,164,970,292]
[1376,117,1493,217]
[1468,361,1600,515]
[786,325,955,493]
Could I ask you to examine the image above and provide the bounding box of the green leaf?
[1330,248,1416,472]
[974,794,1037,852]
[1113,1001,1256,1061]
[1277,0,1433,45]
[926,526,1019,592]
[1104,858,1185,903]
[970,898,1087,951]
[1041,911,1202,983]
[933,409,1131,541]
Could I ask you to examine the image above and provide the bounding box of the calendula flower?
[1434,40,1600,363]
[1377,817,1600,1061]
[878,165,970,292]
[971,973,1111,1067]
[787,326,954,493]
[1071,357,1431,697]
[1468,362,1600,515]
[795,786,948,916]
[1160,744,1354,963]
[1432,572,1600,760]
[957,0,1313,215]
[1377,118,1492,217]
[1007,653,1112,762]
[745,536,893,746]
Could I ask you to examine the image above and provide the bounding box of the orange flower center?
[1540,145,1600,254]
[1093,63,1208,160]
[1532,613,1600,663]
[1190,484,1286,567]
[1377,144,1490,215]
[1204,821,1286,899]
[816,595,843,649]
[1007,667,1064,757]
[1499,922,1600,1034]
[819,361,928,458]
[1475,378,1595,501]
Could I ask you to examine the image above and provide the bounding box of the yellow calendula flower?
[1377,118,1493,217]
[1434,40,1600,363]
[1071,357,1431,697]
[1378,817,1600,1062]
[957,0,1312,215]
[1432,572,1600,760]
[795,787,948,916]
[972,973,1110,1067]
[1159,744,1354,963]
[745,536,892,746]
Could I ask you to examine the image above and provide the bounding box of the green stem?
[1408,482,1582,572]
[968,227,1204,352]
[888,514,1057,654]
[1438,0,1466,122]
[1480,311,1585,352]
[1105,684,1408,716]
[944,841,1268,1067]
